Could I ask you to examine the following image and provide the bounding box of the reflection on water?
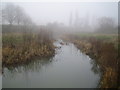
[3,57,53,77]
[3,40,101,88]
[90,59,100,75]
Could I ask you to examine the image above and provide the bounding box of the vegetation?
[1,2,119,88]
[62,33,118,88]
[2,28,55,67]
[2,3,55,67]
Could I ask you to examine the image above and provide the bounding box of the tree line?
[2,3,33,26]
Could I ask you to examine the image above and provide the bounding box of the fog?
[1,2,119,88]
[2,2,118,34]
[13,2,117,25]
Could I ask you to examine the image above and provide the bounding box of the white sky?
[1,1,118,25]
[1,0,119,2]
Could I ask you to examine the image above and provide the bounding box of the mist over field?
[2,2,118,33]
[1,2,119,88]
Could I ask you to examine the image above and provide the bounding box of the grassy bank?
[2,32,55,67]
[63,33,118,88]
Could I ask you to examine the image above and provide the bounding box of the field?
[2,31,55,67]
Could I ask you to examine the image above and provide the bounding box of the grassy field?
[75,33,118,43]
[2,32,55,67]
[63,33,119,88]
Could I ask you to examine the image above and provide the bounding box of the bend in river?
[3,39,101,88]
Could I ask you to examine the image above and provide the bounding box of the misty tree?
[2,3,34,44]
[22,14,33,26]
[69,12,73,26]
[2,3,16,25]
[97,17,117,34]
[15,6,24,25]
[2,3,33,26]
[74,10,79,27]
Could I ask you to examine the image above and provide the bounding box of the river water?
[2,40,100,88]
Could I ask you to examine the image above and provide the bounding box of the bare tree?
[97,17,116,34]
[69,12,73,26]
[3,3,16,25]
[15,6,24,25]
[22,14,32,26]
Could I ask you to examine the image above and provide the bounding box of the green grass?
[2,32,55,67]
[73,33,118,49]
[75,33,117,40]
[3,34,23,45]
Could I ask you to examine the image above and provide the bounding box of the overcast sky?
[2,2,118,25]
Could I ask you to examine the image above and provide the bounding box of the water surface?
[3,40,100,88]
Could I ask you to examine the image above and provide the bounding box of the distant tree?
[69,12,73,26]
[2,3,33,26]
[3,3,16,25]
[97,17,117,34]
[74,10,79,27]
[22,14,32,26]
[15,6,24,25]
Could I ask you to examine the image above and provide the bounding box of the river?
[2,40,101,88]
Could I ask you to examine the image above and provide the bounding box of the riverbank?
[62,33,118,88]
[2,33,55,67]
[3,39,100,88]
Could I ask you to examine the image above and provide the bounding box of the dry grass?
[63,34,118,88]
[2,32,55,67]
